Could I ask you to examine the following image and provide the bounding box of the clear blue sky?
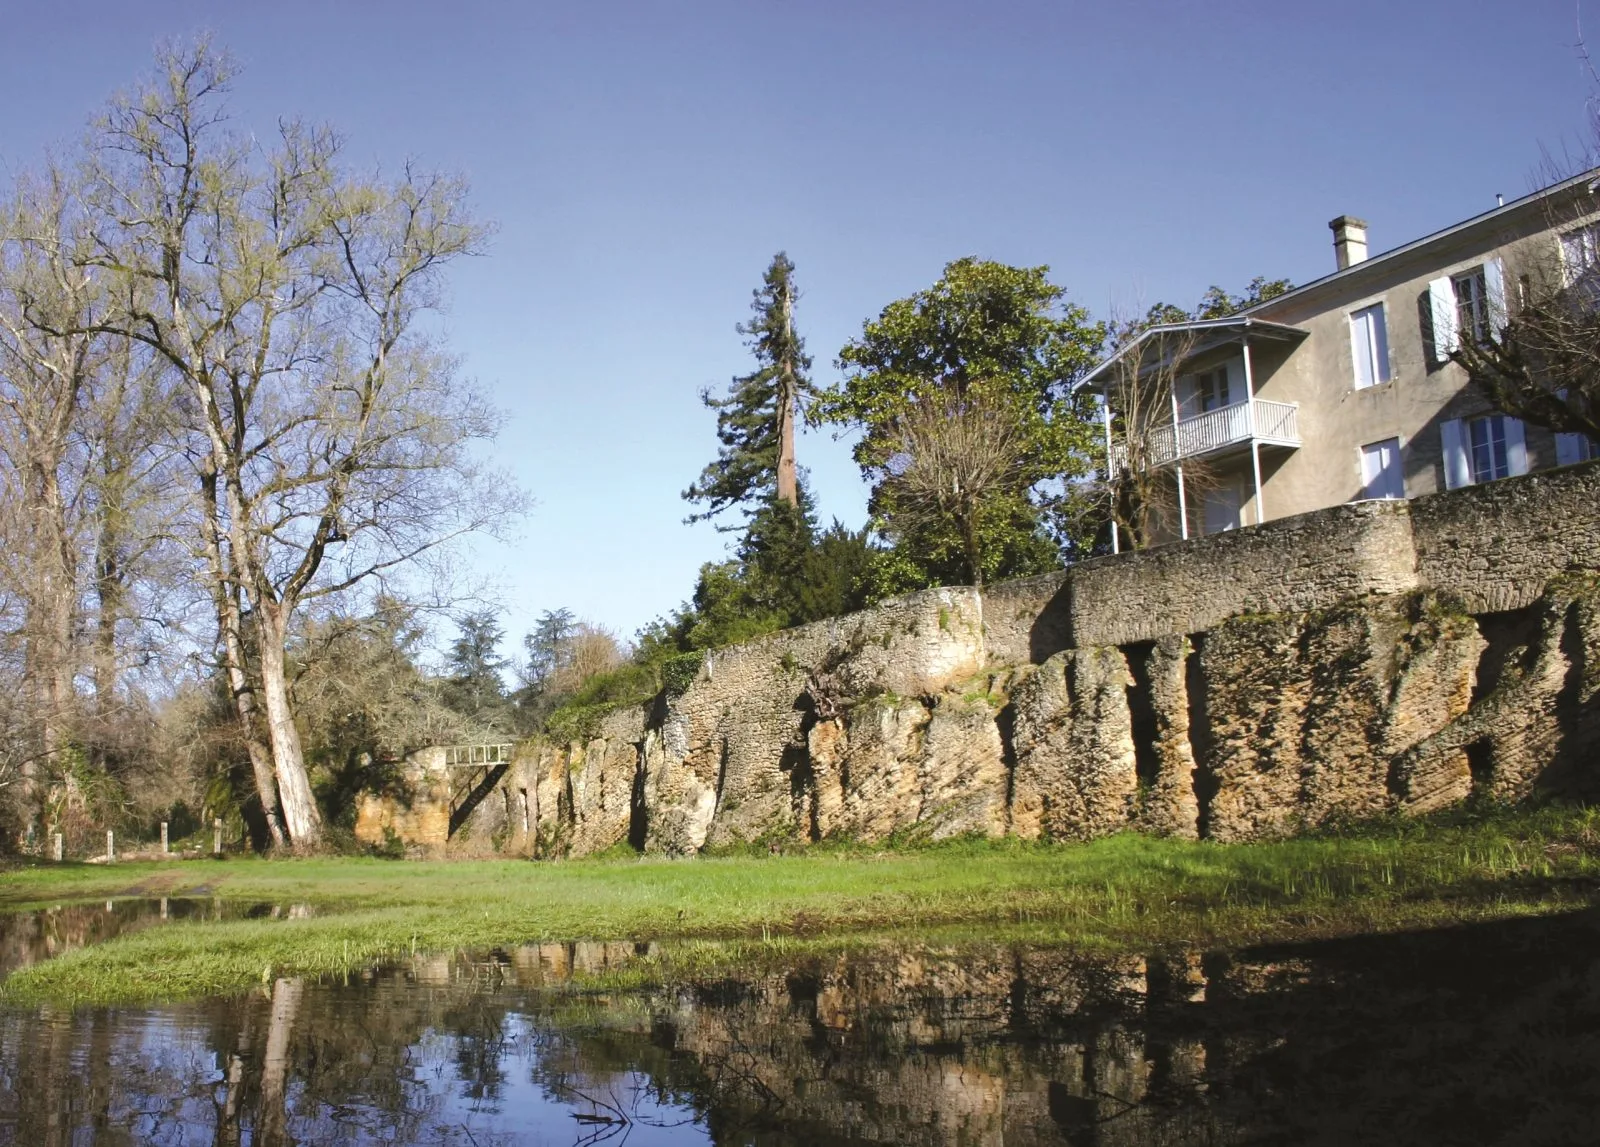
[1,0,1591,654]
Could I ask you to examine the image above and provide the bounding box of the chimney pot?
[1329,215,1369,270]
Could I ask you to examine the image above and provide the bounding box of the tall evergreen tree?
[442,609,508,721]
[684,253,812,524]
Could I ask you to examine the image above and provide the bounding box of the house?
[1087,169,1600,546]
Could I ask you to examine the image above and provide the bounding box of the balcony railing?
[1110,399,1300,470]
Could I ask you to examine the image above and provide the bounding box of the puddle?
[1,909,1599,1143]
[0,899,314,981]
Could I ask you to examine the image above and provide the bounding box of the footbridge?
[443,743,516,837]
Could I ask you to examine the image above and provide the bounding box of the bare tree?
[880,387,1026,588]
[544,622,627,697]
[1452,251,1600,440]
[1452,34,1600,437]
[0,164,200,845]
[0,168,108,838]
[76,42,519,845]
[1094,315,1227,550]
[1450,176,1600,439]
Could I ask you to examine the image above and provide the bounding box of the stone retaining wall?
[360,462,1600,855]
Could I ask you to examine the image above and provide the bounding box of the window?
[1429,259,1506,360]
[1453,267,1490,343]
[1562,223,1600,307]
[1440,414,1526,489]
[1562,223,1600,283]
[1203,483,1242,534]
[1550,387,1598,465]
[1195,367,1230,413]
[1349,303,1391,389]
[1360,438,1403,499]
[1468,414,1509,482]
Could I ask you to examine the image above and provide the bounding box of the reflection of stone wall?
[370,463,1600,854]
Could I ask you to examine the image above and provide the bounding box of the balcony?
[1111,398,1300,470]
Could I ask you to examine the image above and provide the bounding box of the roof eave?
[1241,167,1600,316]
[1080,316,1308,387]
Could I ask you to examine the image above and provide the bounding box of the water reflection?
[0,899,314,980]
[1,909,1598,1144]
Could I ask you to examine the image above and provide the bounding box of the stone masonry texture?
[357,462,1600,853]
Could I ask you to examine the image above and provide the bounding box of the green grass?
[3,803,1598,1006]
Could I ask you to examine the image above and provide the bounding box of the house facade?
[1089,170,1600,545]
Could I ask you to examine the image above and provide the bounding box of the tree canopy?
[813,257,1106,590]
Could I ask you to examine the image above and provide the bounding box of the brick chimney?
[1329,215,1369,270]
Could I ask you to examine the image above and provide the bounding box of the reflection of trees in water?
[2,913,1600,1144]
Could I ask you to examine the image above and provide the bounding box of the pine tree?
[442,609,508,721]
[684,253,812,524]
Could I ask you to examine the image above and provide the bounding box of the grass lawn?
[2,803,1597,1005]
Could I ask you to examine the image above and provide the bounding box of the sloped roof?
[1080,316,1308,387]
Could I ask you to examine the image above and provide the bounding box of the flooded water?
[0,898,312,982]
[2,908,1599,1145]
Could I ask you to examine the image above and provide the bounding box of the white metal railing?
[443,743,515,768]
[1109,399,1299,470]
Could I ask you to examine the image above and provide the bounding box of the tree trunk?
[961,502,984,590]
[21,463,77,839]
[223,614,286,851]
[776,279,799,507]
[258,977,302,1147]
[198,460,287,848]
[255,604,321,846]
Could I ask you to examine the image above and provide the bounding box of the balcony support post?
[1242,337,1266,525]
[1170,388,1189,540]
[1101,388,1119,554]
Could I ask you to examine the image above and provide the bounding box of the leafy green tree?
[684,253,812,523]
[1193,276,1294,319]
[814,258,1106,590]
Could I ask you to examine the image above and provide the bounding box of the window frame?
[1195,367,1230,413]
[1562,222,1600,284]
[1468,414,1509,483]
[1452,266,1490,344]
[1348,300,1392,389]
[1359,436,1404,499]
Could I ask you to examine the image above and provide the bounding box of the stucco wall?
[1249,189,1598,522]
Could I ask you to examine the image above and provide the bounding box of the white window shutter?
[1441,419,1472,489]
[1484,258,1509,339]
[1504,416,1528,475]
[1371,304,1391,381]
[1429,276,1459,360]
[1350,312,1374,389]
